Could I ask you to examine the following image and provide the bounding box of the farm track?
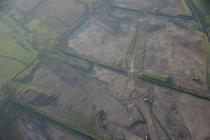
[0,54,27,65]
[140,76,210,101]
[61,51,129,75]
[0,58,38,92]
[60,50,210,101]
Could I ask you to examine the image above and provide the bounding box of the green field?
[0,58,23,85]
[180,0,192,16]
[0,16,37,87]
[139,72,172,84]
[192,0,210,14]
[203,36,210,89]
[0,18,36,63]
[117,30,137,69]
[192,0,210,23]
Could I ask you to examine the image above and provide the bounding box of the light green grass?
[0,16,37,87]
[140,72,172,84]
[126,30,137,55]
[180,0,192,16]
[21,86,44,95]
[203,36,210,89]
[138,38,146,72]
[28,19,48,34]
[117,58,128,69]
[117,30,137,69]
[0,17,37,64]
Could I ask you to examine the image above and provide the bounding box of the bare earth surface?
[0,0,210,140]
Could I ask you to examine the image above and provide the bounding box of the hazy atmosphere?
[0,0,210,140]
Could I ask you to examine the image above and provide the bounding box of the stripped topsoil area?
[65,9,135,67]
[90,65,148,101]
[177,93,210,140]
[17,61,147,140]
[141,16,207,91]
[1,112,86,140]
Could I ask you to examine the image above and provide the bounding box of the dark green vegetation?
[0,16,37,88]
[192,0,210,14]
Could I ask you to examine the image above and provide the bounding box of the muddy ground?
[0,0,210,140]
[141,16,208,91]
[66,8,135,66]
[17,61,147,140]
[1,112,87,140]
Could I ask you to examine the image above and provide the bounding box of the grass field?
[192,0,210,14]
[180,0,192,16]
[0,58,23,85]
[138,38,146,72]
[192,0,210,23]
[0,17,36,63]
[117,30,137,69]
[0,16,37,87]
[139,72,172,84]
[203,36,210,89]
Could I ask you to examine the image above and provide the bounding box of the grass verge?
[139,72,172,84]
[49,51,92,72]
[118,30,137,69]
[203,36,210,89]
